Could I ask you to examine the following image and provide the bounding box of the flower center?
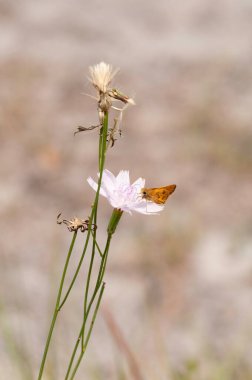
[113,184,138,206]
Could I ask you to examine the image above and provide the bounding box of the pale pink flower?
[87,169,164,215]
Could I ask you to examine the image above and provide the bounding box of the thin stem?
[90,230,103,257]
[58,114,108,311]
[64,327,82,379]
[82,238,96,347]
[97,236,111,285]
[84,235,111,323]
[53,210,101,377]
[64,234,111,379]
[98,127,103,171]
[58,226,92,311]
[69,283,105,380]
[82,113,108,341]
[37,231,77,380]
[64,112,109,378]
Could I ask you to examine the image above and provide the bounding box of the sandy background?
[1,0,252,379]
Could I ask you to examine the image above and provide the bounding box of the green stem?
[98,127,103,171]
[83,236,111,324]
[58,225,92,311]
[64,112,109,378]
[96,236,112,287]
[64,327,82,380]
[37,231,77,380]
[65,208,123,378]
[58,113,108,312]
[64,234,111,379]
[91,230,103,257]
[82,237,96,347]
[83,113,108,340]
[69,283,105,380]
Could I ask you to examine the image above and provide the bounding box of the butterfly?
[141,184,176,204]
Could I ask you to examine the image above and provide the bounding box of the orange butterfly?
[141,184,176,204]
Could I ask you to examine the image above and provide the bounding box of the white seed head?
[88,62,119,94]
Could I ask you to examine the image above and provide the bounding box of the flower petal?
[119,206,133,215]
[145,203,164,213]
[101,169,116,191]
[133,201,164,215]
[131,177,145,192]
[87,177,107,197]
[116,170,130,187]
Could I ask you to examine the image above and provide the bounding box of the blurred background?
[1,0,252,379]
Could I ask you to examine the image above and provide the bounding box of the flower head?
[88,62,119,94]
[87,169,164,215]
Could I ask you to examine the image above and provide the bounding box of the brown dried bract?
[57,213,97,233]
[108,88,135,105]
[74,124,100,135]
[107,117,122,148]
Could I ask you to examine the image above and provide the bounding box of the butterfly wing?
[142,185,176,204]
[153,185,176,204]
